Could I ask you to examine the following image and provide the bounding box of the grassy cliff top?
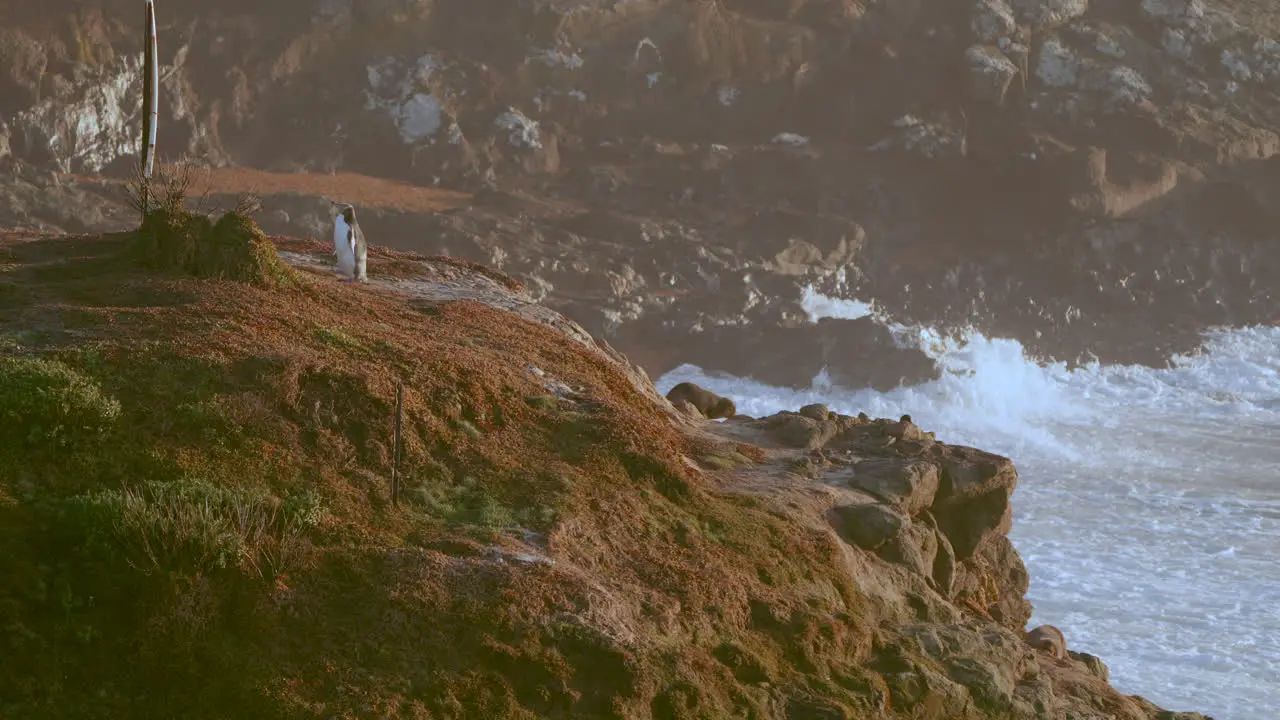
[0,211,1204,720]
[0,215,878,719]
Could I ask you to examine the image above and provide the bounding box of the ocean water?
[656,289,1280,720]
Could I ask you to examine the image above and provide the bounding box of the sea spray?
[658,287,1280,719]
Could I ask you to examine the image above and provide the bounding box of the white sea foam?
[658,290,1280,720]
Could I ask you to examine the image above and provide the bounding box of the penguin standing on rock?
[330,201,368,283]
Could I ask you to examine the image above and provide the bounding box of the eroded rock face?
[7,0,1280,383]
[715,405,1194,717]
[744,410,1028,627]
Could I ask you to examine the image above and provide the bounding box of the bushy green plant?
[67,478,325,578]
[0,357,121,448]
[127,162,295,288]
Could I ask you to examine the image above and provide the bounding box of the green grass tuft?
[526,394,560,411]
[313,326,364,351]
[66,477,322,578]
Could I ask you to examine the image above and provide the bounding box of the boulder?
[1069,650,1111,682]
[877,521,939,578]
[971,0,1018,44]
[1036,35,1084,88]
[767,412,839,449]
[828,502,907,550]
[965,45,1021,105]
[935,446,1018,504]
[798,403,831,421]
[1012,0,1089,31]
[846,457,941,515]
[947,656,1016,710]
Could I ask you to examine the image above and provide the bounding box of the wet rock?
[736,209,866,276]
[492,107,560,174]
[1036,34,1084,88]
[828,503,907,550]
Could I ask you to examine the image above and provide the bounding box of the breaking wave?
[658,290,1280,720]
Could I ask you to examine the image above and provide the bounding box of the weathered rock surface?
[3,0,1280,383]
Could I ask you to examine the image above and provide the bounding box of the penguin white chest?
[333,214,355,275]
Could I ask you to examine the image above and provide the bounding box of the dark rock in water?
[828,502,907,550]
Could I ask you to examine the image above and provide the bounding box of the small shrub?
[67,477,314,578]
[128,162,296,288]
[0,357,121,448]
[282,487,327,529]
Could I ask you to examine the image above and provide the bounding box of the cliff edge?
[0,218,1208,719]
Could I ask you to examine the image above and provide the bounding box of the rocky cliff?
[3,0,1279,385]
[0,214,1210,718]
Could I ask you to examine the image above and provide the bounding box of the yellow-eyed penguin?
[331,201,368,282]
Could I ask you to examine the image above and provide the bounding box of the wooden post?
[391,383,403,506]
[140,0,159,219]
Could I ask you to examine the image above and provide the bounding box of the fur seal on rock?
[665,382,736,420]
[1025,624,1067,659]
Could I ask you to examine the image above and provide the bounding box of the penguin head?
[330,201,356,224]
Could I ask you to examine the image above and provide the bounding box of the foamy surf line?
[657,291,1280,719]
